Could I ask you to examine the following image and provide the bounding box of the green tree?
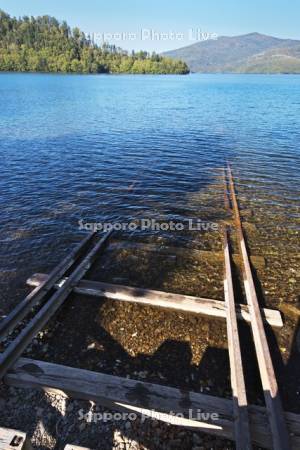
[0,9,189,75]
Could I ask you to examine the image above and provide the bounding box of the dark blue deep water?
[0,73,299,311]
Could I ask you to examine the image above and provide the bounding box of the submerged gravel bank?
[0,174,299,449]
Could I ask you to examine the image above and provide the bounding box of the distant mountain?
[163,33,300,73]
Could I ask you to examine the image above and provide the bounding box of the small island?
[0,10,189,75]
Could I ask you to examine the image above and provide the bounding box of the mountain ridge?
[162,33,300,73]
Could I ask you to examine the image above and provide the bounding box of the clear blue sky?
[0,0,299,52]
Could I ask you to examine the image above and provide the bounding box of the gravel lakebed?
[0,177,299,449]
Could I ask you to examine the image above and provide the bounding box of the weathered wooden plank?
[108,240,266,269]
[228,165,291,450]
[4,358,300,449]
[0,231,112,380]
[26,273,283,328]
[65,446,92,450]
[0,231,96,342]
[224,229,252,449]
[223,168,231,211]
[0,428,32,450]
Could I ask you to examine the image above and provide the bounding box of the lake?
[0,73,299,315]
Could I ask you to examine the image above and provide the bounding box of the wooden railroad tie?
[26,273,283,328]
[0,428,32,450]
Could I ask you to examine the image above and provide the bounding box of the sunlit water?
[0,73,299,312]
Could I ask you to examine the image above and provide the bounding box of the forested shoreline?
[0,10,189,74]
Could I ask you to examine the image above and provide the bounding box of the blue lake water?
[0,73,299,311]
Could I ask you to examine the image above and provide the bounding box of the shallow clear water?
[0,73,299,312]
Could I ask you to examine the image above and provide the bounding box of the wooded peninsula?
[0,10,189,75]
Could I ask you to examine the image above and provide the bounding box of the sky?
[0,0,299,52]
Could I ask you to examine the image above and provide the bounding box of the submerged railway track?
[0,167,298,449]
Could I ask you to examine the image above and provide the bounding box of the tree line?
[0,10,189,74]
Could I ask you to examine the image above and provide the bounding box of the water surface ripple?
[0,73,299,311]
